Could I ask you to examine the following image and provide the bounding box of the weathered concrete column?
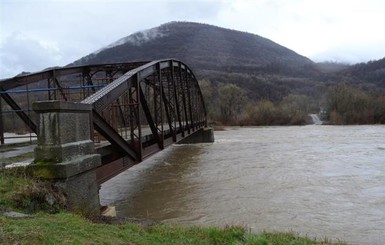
[28,101,101,215]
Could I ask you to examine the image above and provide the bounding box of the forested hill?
[343,57,385,88]
[72,21,313,76]
[71,21,385,104]
[71,21,318,101]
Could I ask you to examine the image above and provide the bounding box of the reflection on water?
[100,125,385,245]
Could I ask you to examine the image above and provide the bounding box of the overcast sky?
[1,0,385,78]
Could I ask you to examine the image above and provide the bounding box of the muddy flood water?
[100,125,385,245]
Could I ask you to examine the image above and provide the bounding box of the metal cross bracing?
[0,59,207,184]
[0,62,147,144]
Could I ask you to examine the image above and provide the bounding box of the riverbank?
[0,212,346,245]
[0,170,346,245]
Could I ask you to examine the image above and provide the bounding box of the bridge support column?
[28,101,101,215]
[177,127,214,144]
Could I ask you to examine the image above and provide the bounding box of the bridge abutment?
[28,101,101,215]
[177,127,215,144]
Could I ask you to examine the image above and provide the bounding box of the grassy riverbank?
[0,170,347,245]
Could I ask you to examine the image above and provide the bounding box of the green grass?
[0,169,32,209]
[0,214,347,245]
[0,171,347,245]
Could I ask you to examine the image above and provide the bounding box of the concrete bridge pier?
[28,101,101,215]
[177,127,214,144]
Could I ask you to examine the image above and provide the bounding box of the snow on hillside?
[93,27,167,55]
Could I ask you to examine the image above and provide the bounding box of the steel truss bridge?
[0,60,207,184]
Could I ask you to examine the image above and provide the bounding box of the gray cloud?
[0,32,63,78]
[310,40,385,63]
[1,0,385,79]
[165,0,225,19]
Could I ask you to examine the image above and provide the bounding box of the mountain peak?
[96,21,222,52]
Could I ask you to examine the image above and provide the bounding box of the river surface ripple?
[100,125,385,245]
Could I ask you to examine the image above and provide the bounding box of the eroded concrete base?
[28,101,101,216]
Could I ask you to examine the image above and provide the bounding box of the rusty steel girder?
[82,60,207,183]
[0,59,207,184]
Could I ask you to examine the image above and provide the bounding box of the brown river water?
[100,125,385,245]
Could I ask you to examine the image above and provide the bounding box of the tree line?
[199,80,385,126]
[199,80,318,126]
[325,85,385,124]
[1,80,384,134]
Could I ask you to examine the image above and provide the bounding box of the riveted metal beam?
[139,85,162,148]
[92,110,139,161]
[0,92,37,133]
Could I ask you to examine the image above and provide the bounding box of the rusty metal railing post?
[0,96,4,145]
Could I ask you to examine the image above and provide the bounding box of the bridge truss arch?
[0,59,207,183]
